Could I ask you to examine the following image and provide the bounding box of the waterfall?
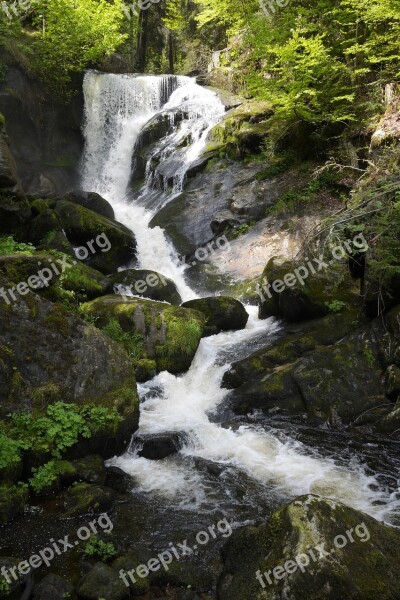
[81,70,400,524]
[81,71,224,299]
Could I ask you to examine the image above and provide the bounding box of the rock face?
[182,296,248,334]
[109,269,182,305]
[0,119,22,194]
[371,96,400,147]
[226,304,400,428]
[218,494,400,600]
[0,63,83,196]
[0,284,139,452]
[81,295,205,375]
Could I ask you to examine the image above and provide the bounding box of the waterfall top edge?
[84,69,194,81]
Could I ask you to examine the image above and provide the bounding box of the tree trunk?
[168,31,175,74]
[135,9,149,72]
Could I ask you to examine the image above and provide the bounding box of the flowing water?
[81,70,400,527]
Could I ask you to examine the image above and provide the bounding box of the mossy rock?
[0,483,28,525]
[181,296,248,333]
[0,283,139,454]
[62,483,115,517]
[0,252,61,289]
[77,561,130,600]
[109,269,182,305]
[135,358,157,382]
[81,296,205,376]
[28,197,56,216]
[62,190,115,220]
[33,574,73,600]
[224,309,367,388]
[208,101,274,157]
[0,130,21,192]
[28,208,62,245]
[0,192,31,235]
[229,316,387,425]
[37,229,75,257]
[59,261,112,301]
[219,494,400,600]
[258,256,359,322]
[54,200,136,274]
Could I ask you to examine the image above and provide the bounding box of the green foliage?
[231,221,256,238]
[29,0,127,97]
[7,402,122,460]
[325,300,347,313]
[101,319,144,361]
[0,236,35,255]
[0,433,22,470]
[0,577,10,598]
[83,537,116,562]
[29,459,73,492]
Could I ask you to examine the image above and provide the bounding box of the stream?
[80,70,400,539]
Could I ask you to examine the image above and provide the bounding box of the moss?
[43,304,71,337]
[0,483,28,525]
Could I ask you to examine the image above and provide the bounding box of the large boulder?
[0,192,31,236]
[81,296,205,376]
[54,200,136,273]
[218,494,400,600]
[181,296,248,334]
[62,190,115,220]
[227,303,400,427]
[0,283,139,455]
[257,256,358,322]
[109,269,182,305]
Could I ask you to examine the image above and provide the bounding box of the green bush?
[101,319,144,361]
[0,236,35,255]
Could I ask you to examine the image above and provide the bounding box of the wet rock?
[81,296,205,376]
[134,432,187,460]
[54,200,136,274]
[182,296,248,333]
[223,310,367,389]
[105,466,135,494]
[228,310,389,425]
[218,494,400,600]
[109,269,182,305]
[77,562,129,600]
[63,190,115,220]
[72,455,107,485]
[63,483,115,517]
[33,574,73,600]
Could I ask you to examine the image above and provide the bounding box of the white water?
[81,71,400,523]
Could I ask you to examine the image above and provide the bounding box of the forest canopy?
[0,0,399,132]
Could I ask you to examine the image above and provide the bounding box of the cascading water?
[81,70,400,525]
